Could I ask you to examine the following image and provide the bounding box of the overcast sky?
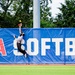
[49,0,65,17]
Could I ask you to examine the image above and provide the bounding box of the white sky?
[49,0,65,17]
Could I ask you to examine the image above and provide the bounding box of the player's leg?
[17,43,28,57]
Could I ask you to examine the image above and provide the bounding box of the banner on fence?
[0,28,75,64]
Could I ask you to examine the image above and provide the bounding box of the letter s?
[13,38,25,56]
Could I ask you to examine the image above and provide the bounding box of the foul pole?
[33,0,40,28]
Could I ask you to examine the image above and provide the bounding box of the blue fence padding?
[0,28,75,64]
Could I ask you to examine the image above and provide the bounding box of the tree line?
[0,0,75,28]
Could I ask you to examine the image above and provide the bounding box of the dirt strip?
[0,64,75,66]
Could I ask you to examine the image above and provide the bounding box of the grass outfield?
[0,65,75,75]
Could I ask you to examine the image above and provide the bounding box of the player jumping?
[14,20,28,57]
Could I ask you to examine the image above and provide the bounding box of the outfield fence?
[0,28,75,64]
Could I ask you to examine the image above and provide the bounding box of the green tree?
[0,0,53,28]
[54,0,75,27]
[0,0,14,27]
[12,0,33,28]
[0,0,33,28]
[13,0,53,28]
[40,0,55,28]
[0,0,14,17]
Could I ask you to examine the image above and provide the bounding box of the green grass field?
[0,65,75,75]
